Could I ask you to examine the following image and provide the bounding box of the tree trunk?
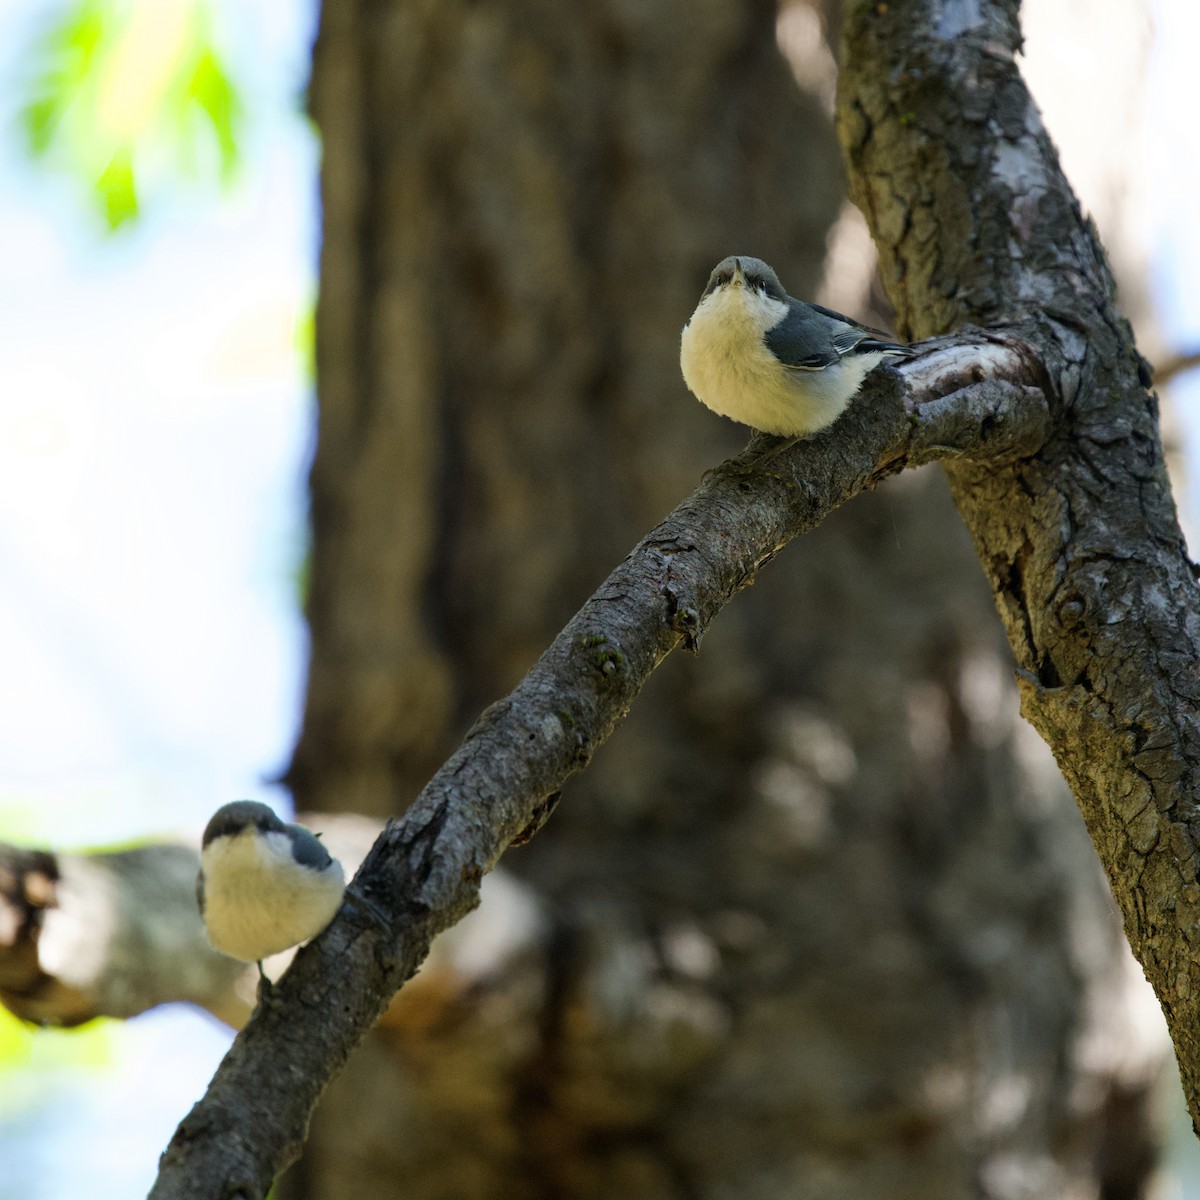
[282,1,1162,1197]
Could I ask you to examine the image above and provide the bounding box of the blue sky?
[0,0,317,851]
[0,2,318,1195]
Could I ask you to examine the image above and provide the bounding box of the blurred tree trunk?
[286,1,1162,1197]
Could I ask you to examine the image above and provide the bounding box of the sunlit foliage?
[19,0,243,230]
[0,1007,114,1119]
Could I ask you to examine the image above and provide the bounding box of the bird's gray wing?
[806,302,909,355]
[288,825,335,870]
[765,303,871,371]
[196,869,205,916]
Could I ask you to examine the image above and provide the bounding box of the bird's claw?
[254,960,276,1007]
[343,885,391,933]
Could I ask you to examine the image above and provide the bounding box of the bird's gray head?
[201,800,286,850]
[701,255,789,303]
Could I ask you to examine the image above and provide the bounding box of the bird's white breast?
[200,829,345,962]
[680,287,875,436]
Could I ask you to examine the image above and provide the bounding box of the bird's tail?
[859,338,913,357]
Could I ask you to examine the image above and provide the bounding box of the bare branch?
[149,340,1046,1199]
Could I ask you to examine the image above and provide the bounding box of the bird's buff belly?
[680,324,846,436]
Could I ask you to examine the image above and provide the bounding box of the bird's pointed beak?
[730,260,745,287]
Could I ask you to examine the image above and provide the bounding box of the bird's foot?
[712,435,800,479]
[749,435,800,469]
[343,885,391,933]
[255,961,276,1006]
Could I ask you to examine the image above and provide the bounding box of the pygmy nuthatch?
[680,255,911,436]
[198,800,345,969]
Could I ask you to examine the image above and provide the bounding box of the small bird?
[680,255,911,437]
[197,800,346,977]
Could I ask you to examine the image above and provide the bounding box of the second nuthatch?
[197,800,345,971]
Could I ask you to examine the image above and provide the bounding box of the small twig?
[1153,348,1200,387]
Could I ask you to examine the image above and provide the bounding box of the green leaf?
[16,0,246,233]
[189,46,241,181]
[97,147,138,230]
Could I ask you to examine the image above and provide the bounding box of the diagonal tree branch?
[149,337,1047,1198]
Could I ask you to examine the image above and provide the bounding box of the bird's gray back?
[766,301,905,369]
[764,302,857,369]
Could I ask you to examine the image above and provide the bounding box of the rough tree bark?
[838,0,1200,1131]
[0,1,1171,1197]
[144,0,1186,1196]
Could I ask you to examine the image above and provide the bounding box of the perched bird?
[197,800,345,975]
[680,255,911,437]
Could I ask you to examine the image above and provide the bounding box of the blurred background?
[0,0,1198,1197]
